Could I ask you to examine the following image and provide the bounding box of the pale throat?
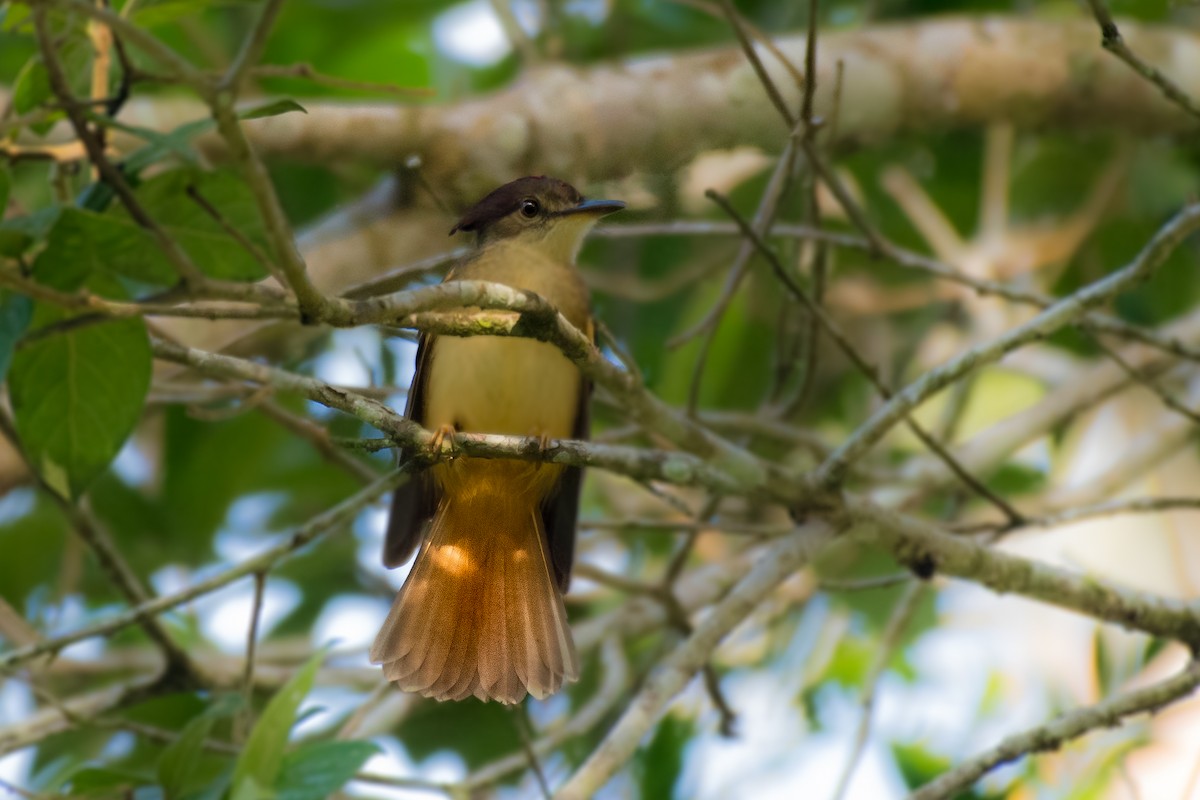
[521,216,598,264]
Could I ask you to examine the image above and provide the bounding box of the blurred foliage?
[1,0,1198,797]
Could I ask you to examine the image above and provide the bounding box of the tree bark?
[91,16,1200,205]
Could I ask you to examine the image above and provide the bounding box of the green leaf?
[275,741,379,800]
[161,407,290,556]
[635,713,691,800]
[240,99,308,120]
[231,651,324,799]
[34,207,177,288]
[123,119,216,178]
[12,57,50,117]
[121,170,270,281]
[0,206,62,259]
[157,696,239,799]
[8,311,151,498]
[1093,629,1117,697]
[891,742,951,790]
[0,164,10,211]
[824,635,873,688]
[132,0,264,29]
[397,697,514,767]
[11,40,90,137]
[987,461,1046,497]
[68,766,153,795]
[0,225,34,258]
[86,112,207,173]
[0,290,33,384]
[2,4,31,31]
[0,489,69,608]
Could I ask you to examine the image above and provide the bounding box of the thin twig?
[831,583,926,800]
[798,138,889,255]
[716,0,795,128]
[1083,0,1200,123]
[848,501,1200,644]
[338,250,464,300]
[47,0,209,88]
[556,522,836,799]
[250,63,432,96]
[954,495,1200,535]
[61,502,202,682]
[0,411,201,683]
[257,399,382,484]
[909,659,1200,800]
[1091,338,1200,426]
[600,220,1200,365]
[668,0,805,90]
[185,184,289,285]
[778,0,827,416]
[235,570,267,743]
[817,203,1200,488]
[222,0,286,92]
[33,4,208,287]
[0,471,408,671]
[707,189,1025,525]
[509,704,552,800]
[669,141,797,395]
[466,638,630,790]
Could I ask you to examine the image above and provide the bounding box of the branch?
[39,0,208,90]
[848,502,1200,645]
[466,638,630,789]
[832,583,928,800]
[0,471,405,672]
[57,502,201,683]
[150,336,755,495]
[1083,0,1200,122]
[706,188,1026,524]
[556,521,837,799]
[910,659,1200,800]
[83,18,1200,201]
[0,676,160,757]
[223,0,286,92]
[903,319,1200,491]
[817,204,1200,487]
[146,278,777,493]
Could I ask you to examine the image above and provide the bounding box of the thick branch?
[76,18,1200,203]
[848,503,1200,646]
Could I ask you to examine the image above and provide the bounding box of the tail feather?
[370,487,579,704]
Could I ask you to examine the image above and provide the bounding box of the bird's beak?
[558,198,626,218]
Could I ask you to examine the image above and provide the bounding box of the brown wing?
[382,332,438,568]
[540,320,593,591]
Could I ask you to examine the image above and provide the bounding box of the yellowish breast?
[424,334,581,439]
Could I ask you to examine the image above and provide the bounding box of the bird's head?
[450,176,625,262]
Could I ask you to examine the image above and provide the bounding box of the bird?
[370,176,625,704]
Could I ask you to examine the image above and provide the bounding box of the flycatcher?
[370,176,624,704]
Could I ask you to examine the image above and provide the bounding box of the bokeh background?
[2,0,1200,798]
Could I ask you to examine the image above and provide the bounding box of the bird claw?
[532,432,553,469]
[429,424,458,460]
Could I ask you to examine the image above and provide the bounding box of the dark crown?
[450,176,583,235]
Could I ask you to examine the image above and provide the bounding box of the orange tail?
[369,476,579,704]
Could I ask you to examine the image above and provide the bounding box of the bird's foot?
[429,423,458,460]
[530,430,554,469]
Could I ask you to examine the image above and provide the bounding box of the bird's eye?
[519,199,540,218]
